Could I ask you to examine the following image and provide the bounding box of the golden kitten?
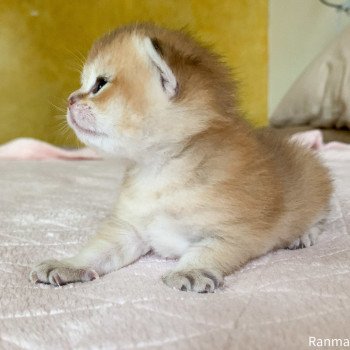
[30,23,332,292]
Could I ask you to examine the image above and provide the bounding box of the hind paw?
[288,227,321,249]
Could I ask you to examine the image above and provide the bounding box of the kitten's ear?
[142,37,178,98]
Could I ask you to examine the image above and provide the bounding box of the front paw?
[29,259,99,286]
[162,269,223,293]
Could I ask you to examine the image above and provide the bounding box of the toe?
[29,259,60,284]
[29,270,39,283]
[288,238,300,250]
[308,227,320,246]
[85,269,99,282]
[49,271,63,286]
[300,234,311,248]
[162,271,192,291]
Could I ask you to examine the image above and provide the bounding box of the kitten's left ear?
[141,37,178,98]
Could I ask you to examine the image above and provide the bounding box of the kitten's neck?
[127,119,238,179]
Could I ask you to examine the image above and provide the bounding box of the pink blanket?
[0,150,349,349]
[290,129,350,150]
[0,130,349,161]
[0,131,349,348]
[0,138,101,160]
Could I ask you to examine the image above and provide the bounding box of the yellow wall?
[0,0,268,146]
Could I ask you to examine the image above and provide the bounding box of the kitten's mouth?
[69,113,107,138]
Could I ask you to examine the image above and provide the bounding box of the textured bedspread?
[0,151,349,350]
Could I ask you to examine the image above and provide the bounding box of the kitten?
[30,23,332,292]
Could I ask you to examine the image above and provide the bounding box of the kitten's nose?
[68,93,80,106]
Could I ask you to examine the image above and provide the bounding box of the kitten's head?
[67,24,235,160]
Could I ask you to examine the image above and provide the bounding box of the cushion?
[270,26,350,129]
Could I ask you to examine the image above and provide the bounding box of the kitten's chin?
[67,113,137,158]
[67,112,108,142]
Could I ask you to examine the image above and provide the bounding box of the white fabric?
[270,26,350,129]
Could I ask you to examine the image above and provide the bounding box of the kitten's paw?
[288,226,321,250]
[29,259,99,286]
[162,269,223,293]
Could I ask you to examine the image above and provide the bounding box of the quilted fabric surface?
[0,152,349,350]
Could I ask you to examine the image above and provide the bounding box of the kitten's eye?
[91,76,108,94]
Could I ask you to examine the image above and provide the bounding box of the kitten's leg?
[30,219,149,285]
[162,238,249,293]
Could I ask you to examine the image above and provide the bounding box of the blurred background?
[0,0,268,146]
[0,1,349,146]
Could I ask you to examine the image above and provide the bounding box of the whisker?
[49,101,67,113]
[53,114,67,119]
[55,124,76,147]
[67,66,82,75]
[57,124,70,136]
[63,47,85,69]
[71,48,86,62]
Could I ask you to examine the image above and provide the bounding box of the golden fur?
[30,23,332,292]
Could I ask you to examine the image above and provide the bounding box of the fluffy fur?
[30,23,332,292]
